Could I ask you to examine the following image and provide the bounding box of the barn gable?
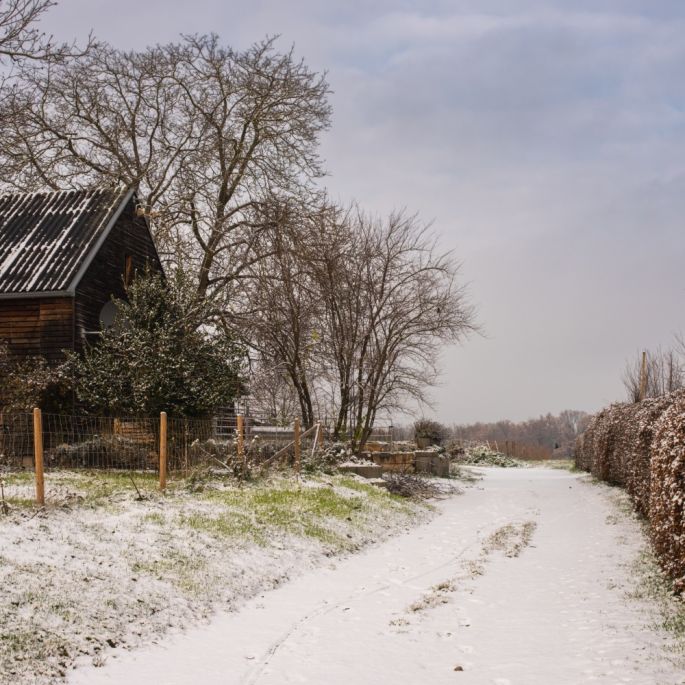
[74,194,163,345]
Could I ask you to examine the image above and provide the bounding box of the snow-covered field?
[0,470,430,684]
[68,468,685,685]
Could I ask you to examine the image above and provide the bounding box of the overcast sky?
[42,1,685,424]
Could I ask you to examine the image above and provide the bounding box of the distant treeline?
[451,410,590,459]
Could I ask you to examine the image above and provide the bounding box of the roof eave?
[0,290,74,300]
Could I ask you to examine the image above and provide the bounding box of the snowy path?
[69,468,684,685]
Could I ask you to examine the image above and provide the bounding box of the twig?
[382,473,457,500]
[27,505,45,521]
[211,456,231,470]
[128,474,144,501]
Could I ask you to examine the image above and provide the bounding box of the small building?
[0,186,163,364]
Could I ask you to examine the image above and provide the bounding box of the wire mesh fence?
[0,413,33,469]
[0,411,332,475]
[0,413,161,471]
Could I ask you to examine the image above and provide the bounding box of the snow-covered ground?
[68,468,685,685]
[0,472,430,683]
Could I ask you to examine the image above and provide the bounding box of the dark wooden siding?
[74,197,162,349]
[0,297,74,363]
[0,196,161,364]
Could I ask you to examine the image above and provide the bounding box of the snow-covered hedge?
[576,390,685,590]
[651,395,685,593]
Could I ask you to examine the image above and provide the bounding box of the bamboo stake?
[33,408,44,506]
[159,411,167,491]
[311,422,321,460]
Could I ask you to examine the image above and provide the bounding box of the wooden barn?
[0,186,163,364]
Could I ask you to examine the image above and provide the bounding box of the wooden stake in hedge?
[33,408,44,506]
[639,350,648,401]
[294,417,301,476]
[159,411,168,491]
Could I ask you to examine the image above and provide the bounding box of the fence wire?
[0,413,32,469]
[0,411,332,474]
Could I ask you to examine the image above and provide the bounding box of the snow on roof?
[0,185,133,296]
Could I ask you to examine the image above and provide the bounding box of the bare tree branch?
[0,0,93,65]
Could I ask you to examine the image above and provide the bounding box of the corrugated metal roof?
[0,186,132,295]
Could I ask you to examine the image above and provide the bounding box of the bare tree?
[452,410,590,459]
[1,0,81,64]
[242,201,322,428]
[311,209,477,448]
[240,203,477,440]
[0,34,331,307]
[247,360,300,424]
[0,0,94,73]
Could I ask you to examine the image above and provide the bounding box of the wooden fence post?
[294,418,301,475]
[237,414,245,460]
[159,411,167,491]
[237,414,246,479]
[33,408,44,506]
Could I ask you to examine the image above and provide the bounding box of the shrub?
[461,444,522,468]
[48,435,151,470]
[0,342,71,413]
[302,443,351,474]
[66,270,244,417]
[414,419,448,446]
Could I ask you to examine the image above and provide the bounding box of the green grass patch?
[178,476,415,550]
[132,551,207,596]
[42,470,164,508]
[179,510,264,544]
[523,459,579,471]
[1,472,34,486]
[190,482,361,547]
[4,496,34,509]
[336,476,411,506]
[143,512,165,525]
